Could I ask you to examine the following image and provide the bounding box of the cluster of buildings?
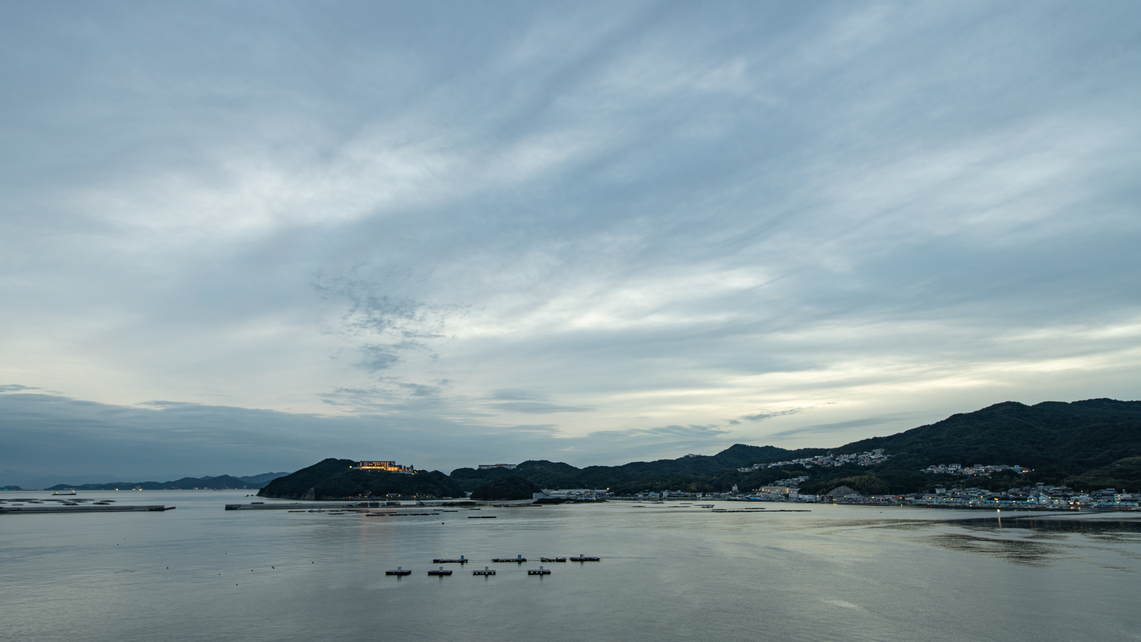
[770,475,809,487]
[354,461,416,474]
[478,463,517,470]
[737,449,890,473]
[842,485,1139,509]
[742,484,1137,509]
[920,463,1032,476]
[613,484,1138,510]
[534,488,605,500]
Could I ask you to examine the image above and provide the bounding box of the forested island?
[255,399,1141,500]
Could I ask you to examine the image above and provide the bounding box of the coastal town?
[519,450,1139,510]
[598,483,1140,510]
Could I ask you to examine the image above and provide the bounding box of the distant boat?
[51,491,77,496]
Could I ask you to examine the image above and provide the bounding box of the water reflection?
[883,514,1141,566]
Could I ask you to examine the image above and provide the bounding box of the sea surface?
[2,490,1139,642]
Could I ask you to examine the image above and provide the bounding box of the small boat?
[428,567,452,576]
[472,566,496,576]
[528,566,551,575]
[540,557,566,563]
[385,567,412,576]
[569,554,600,562]
[52,491,77,496]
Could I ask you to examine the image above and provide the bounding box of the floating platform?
[433,556,468,564]
[227,503,338,511]
[473,566,496,576]
[428,567,452,576]
[385,567,412,576]
[492,555,527,563]
[710,508,810,513]
[540,557,567,563]
[467,515,497,519]
[569,555,600,562]
[0,505,173,515]
[528,566,552,575]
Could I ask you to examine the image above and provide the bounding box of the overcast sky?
[2,1,1139,486]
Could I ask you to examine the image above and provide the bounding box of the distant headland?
[36,472,290,492]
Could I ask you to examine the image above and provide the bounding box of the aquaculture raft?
[569,555,600,562]
[385,567,412,576]
[492,555,527,563]
[0,505,173,514]
[433,555,468,564]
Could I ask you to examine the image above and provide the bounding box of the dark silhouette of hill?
[45,472,290,491]
[237,472,293,487]
[470,475,541,500]
[799,399,1141,494]
[258,458,464,500]
[453,399,1141,495]
[449,444,827,494]
[840,399,1141,472]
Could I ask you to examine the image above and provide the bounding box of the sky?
[2,1,1139,486]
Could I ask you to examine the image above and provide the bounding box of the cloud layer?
[1,1,1139,484]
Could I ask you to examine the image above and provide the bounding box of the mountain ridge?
[43,472,290,491]
[453,398,1141,495]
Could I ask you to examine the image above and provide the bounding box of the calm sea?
[2,491,1138,642]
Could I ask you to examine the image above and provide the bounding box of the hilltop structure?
[354,461,415,474]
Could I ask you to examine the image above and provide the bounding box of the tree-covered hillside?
[470,475,541,500]
[451,399,1141,495]
[259,459,464,499]
[808,399,1141,493]
[450,444,827,493]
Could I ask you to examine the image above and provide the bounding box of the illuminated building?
[354,461,415,474]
